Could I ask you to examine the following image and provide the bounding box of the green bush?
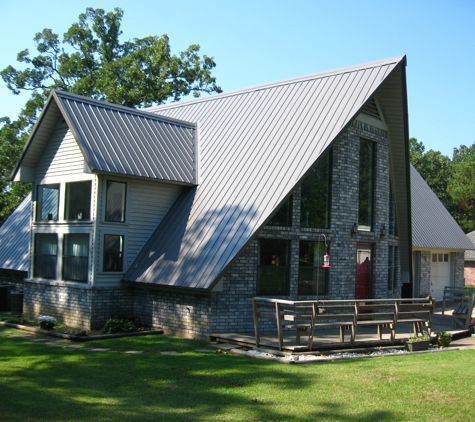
[101,318,137,334]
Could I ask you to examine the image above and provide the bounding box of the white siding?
[36,121,85,180]
[94,177,182,286]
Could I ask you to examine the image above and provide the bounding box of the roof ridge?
[147,55,406,112]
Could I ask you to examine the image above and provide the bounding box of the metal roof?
[465,232,475,260]
[0,193,31,272]
[411,164,474,250]
[125,55,412,290]
[11,90,198,185]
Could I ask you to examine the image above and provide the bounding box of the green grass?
[1,326,474,421]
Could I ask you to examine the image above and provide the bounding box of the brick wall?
[23,280,133,329]
[465,261,475,286]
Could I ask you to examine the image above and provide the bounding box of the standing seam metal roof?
[0,194,31,272]
[411,164,474,250]
[124,56,409,289]
[11,90,198,185]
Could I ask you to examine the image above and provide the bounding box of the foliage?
[101,318,137,334]
[435,331,452,338]
[406,334,431,342]
[410,137,475,233]
[0,7,221,220]
[1,329,475,421]
[37,315,57,330]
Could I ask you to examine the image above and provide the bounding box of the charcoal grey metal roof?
[0,194,31,272]
[411,165,474,250]
[11,90,198,185]
[125,55,413,290]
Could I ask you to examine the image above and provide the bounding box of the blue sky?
[1,0,473,157]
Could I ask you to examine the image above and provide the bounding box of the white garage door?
[430,252,451,301]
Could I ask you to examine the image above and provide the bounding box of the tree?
[0,7,221,220]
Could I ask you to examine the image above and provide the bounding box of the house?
[8,55,413,338]
[411,165,474,301]
[464,231,475,285]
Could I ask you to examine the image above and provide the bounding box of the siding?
[36,121,85,180]
[94,177,182,286]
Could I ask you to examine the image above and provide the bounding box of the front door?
[430,252,451,301]
[356,246,373,299]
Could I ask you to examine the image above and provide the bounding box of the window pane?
[298,241,328,295]
[34,234,57,279]
[37,185,59,221]
[103,235,124,272]
[358,140,374,228]
[300,150,331,228]
[257,239,289,295]
[105,181,126,222]
[65,181,91,220]
[267,196,292,227]
[63,234,89,282]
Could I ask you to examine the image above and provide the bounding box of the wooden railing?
[442,286,475,329]
[253,297,436,351]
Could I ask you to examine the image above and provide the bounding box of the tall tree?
[0,7,221,220]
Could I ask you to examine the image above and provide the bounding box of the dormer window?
[65,181,92,221]
[37,184,60,221]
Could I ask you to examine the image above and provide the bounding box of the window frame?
[102,234,125,273]
[298,240,329,296]
[64,181,92,221]
[33,233,58,279]
[105,180,127,223]
[358,139,375,231]
[36,184,60,222]
[62,233,90,283]
[257,239,290,296]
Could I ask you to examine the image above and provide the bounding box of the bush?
[38,315,57,330]
[101,318,137,334]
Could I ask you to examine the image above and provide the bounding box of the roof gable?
[125,56,412,289]
[11,91,198,185]
[411,164,474,250]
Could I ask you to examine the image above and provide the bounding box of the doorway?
[356,245,373,299]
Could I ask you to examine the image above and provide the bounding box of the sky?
[0,0,474,157]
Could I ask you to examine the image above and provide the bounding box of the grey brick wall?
[23,281,133,329]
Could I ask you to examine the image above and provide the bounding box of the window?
[267,196,292,227]
[388,246,399,291]
[298,241,329,295]
[103,235,124,272]
[257,239,289,295]
[65,181,92,221]
[300,150,331,228]
[34,234,58,279]
[37,185,59,221]
[358,140,375,230]
[105,181,126,222]
[62,234,89,282]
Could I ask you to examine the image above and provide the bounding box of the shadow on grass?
[0,332,405,421]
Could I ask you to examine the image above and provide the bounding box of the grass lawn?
[1,326,474,422]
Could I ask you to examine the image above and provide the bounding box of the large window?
[62,234,89,282]
[266,196,292,227]
[65,181,92,221]
[388,246,399,291]
[34,234,58,279]
[103,235,124,272]
[37,185,59,221]
[358,139,375,230]
[298,241,329,296]
[257,239,289,295]
[105,181,126,222]
[300,150,331,228]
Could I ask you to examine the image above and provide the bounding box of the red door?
[356,246,372,299]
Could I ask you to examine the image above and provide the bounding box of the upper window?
[266,196,292,227]
[62,234,89,282]
[65,181,92,221]
[103,235,124,272]
[257,239,289,296]
[300,150,331,229]
[33,233,58,279]
[37,184,59,221]
[358,139,375,230]
[105,181,127,222]
[298,240,329,296]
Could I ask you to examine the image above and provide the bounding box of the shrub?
[38,315,57,330]
[102,318,137,334]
